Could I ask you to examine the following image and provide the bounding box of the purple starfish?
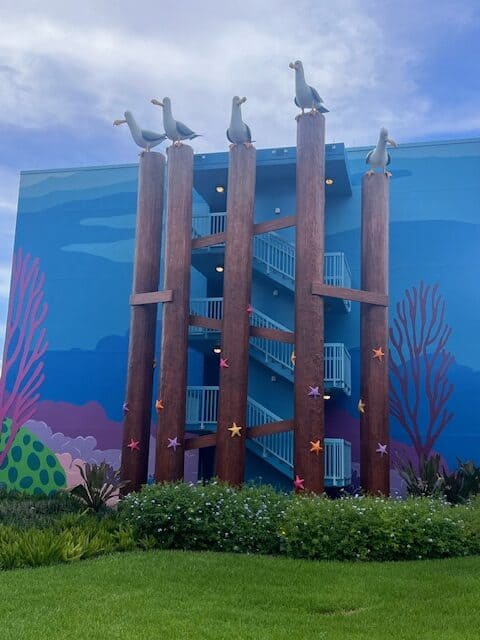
[308,386,320,397]
[122,402,129,414]
[376,443,388,456]
[167,436,180,451]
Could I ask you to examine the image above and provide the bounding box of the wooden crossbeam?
[191,232,226,249]
[129,290,173,306]
[312,282,388,307]
[185,433,217,450]
[253,215,296,235]
[247,419,294,439]
[250,326,294,344]
[184,419,294,451]
[191,215,296,250]
[189,315,222,331]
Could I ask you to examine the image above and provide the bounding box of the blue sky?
[0,0,479,357]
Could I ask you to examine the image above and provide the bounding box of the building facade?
[1,138,479,494]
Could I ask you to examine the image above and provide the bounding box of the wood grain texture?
[189,315,222,331]
[360,173,390,495]
[191,232,226,249]
[247,419,294,439]
[311,283,388,307]
[249,326,294,344]
[294,114,325,493]
[215,145,256,485]
[129,290,173,306]
[185,433,217,450]
[253,215,296,235]
[120,152,165,493]
[155,145,194,482]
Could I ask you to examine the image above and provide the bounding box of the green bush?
[0,512,136,571]
[280,495,470,561]
[120,480,289,554]
[120,480,480,561]
[0,489,84,529]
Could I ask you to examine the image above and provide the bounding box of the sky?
[0,0,479,357]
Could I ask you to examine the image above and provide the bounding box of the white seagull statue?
[289,60,328,117]
[366,127,397,177]
[226,96,253,148]
[113,111,166,153]
[151,97,200,146]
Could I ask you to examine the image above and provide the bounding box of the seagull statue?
[150,97,200,146]
[112,111,167,153]
[226,96,253,148]
[366,127,397,177]
[289,60,328,117]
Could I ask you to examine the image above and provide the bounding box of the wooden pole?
[120,151,165,492]
[293,114,325,493]
[215,145,256,485]
[155,145,194,482]
[360,172,390,494]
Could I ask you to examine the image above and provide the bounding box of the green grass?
[1,551,480,639]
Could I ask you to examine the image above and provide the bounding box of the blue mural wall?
[1,137,479,493]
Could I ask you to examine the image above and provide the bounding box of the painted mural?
[1,138,479,494]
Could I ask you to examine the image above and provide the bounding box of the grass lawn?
[1,551,479,640]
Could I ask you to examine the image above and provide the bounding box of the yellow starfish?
[228,422,242,437]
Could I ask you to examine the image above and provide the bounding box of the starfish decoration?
[127,438,140,451]
[220,358,229,369]
[290,351,296,366]
[167,437,180,451]
[308,386,320,398]
[247,304,254,316]
[376,443,388,456]
[310,440,323,455]
[122,402,129,414]
[358,398,366,414]
[293,475,305,490]
[372,346,385,362]
[228,422,242,437]
[155,399,164,412]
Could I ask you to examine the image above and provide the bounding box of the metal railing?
[186,386,351,485]
[192,214,352,296]
[189,299,351,394]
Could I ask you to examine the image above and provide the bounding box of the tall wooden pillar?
[215,145,256,485]
[155,145,194,482]
[293,114,325,493]
[121,152,165,492]
[360,173,390,494]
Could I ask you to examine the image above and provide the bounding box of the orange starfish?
[372,346,385,362]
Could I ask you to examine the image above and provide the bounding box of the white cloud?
[0,0,477,151]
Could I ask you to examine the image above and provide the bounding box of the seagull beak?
[240,97,247,104]
[113,119,127,126]
[289,62,295,69]
[151,98,163,107]
[387,139,397,147]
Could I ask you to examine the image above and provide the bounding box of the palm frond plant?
[70,462,129,513]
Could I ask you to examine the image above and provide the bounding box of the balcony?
[192,213,352,311]
[189,298,352,395]
[186,385,352,487]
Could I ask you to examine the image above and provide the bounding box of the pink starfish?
[376,443,388,456]
[167,437,180,451]
[294,475,305,490]
[247,304,254,316]
[308,386,320,397]
[127,438,140,451]
[220,358,229,369]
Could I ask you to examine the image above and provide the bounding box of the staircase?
[189,298,352,395]
[192,214,352,312]
[186,386,352,487]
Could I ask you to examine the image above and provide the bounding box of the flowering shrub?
[120,481,480,561]
[281,495,470,561]
[120,481,288,554]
